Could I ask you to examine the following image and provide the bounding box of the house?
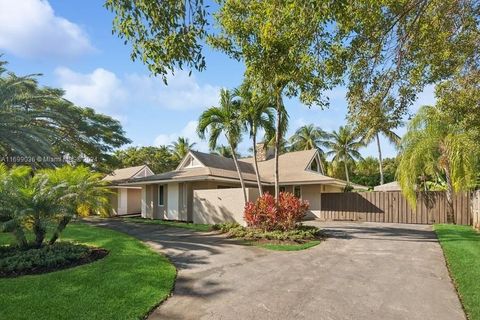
[373,181,402,192]
[103,165,154,216]
[122,144,366,224]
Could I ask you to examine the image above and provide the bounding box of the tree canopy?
[0,60,130,169]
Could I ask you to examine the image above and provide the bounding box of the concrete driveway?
[93,220,465,320]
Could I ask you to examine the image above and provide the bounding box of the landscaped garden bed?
[214,192,323,251]
[0,223,176,320]
[0,242,108,278]
[213,222,323,251]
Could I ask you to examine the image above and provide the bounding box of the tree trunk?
[344,160,350,184]
[274,92,282,200]
[444,161,456,224]
[376,133,384,185]
[251,130,263,196]
[33,216,45,248]
[49,216,72,245]
[231,144,248,204]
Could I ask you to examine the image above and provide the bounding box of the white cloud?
[0,0,95,58]
[55,67,126,111]
[154,120,209,151]
[56,67,220,111]
[126,70,220,110]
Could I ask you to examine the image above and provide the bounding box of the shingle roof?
[190,150,256,174]
[127,149,351,186]
[374,181,402,192]
[103,165,150,182]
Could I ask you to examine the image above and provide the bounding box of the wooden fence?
[318,191,471,225]
[472,190,480,229]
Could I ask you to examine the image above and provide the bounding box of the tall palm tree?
[213,145,235,158]
[324,126,365,184]
[397,105,479,224]
[234,83,275,195]
[289,124,328,173]
[197,89,247,203]
[169,137,196,161]
[358,105,401,185]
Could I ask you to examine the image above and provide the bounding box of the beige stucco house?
[122,145,366,224]
[103,165,154,216]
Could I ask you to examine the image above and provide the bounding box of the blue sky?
[0,0,436,158]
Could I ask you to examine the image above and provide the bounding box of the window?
[279,186,286,193]
[310,158,319,172]
[158,185,165,206]
[294,186,301,198]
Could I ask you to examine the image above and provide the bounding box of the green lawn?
[245,240,321,251]
[124,217,212,232]
[434,224,480,320]
[0,223,176,320]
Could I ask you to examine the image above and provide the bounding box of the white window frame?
[294,186,302,199]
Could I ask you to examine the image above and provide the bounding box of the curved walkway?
[92,219,465,320]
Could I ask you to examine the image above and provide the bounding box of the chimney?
[255,143,274,161]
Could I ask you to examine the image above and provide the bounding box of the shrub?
[0,242,108,277]
[214,223,320,242]
[244,192,309,231]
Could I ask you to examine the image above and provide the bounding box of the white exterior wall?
[193,188,259,225]
[167,182,179,220]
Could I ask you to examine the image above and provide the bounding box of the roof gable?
[103,165,154,182]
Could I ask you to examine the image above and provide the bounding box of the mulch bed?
[0,248,109,278]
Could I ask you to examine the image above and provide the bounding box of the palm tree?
[397,105,479,224]
[169,137,196,161]
[324,126,365,184]
[0,61,64,158]
[213,145,235,158]
[197,89,247,203]
[234,83,275,195]
[358,105,401,185]
[289,124,328,173]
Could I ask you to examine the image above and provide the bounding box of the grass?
[0,223,176,320]
[246,240,321,251]
[124,217,212,232]
[434,224,480,320]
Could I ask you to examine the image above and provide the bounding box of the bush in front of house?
[213,223,320,242]
[0,242,108,277]
[244,192,310,231]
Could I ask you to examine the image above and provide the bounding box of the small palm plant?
[0,164,110,248]
[198,89,248,203]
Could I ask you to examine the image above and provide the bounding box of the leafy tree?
[324,126,365,184]
[112,146,177,173]
[198,89,247,203]
[397,105,479,224]
[355,104,401,185]
[234,82,275,195]
[0,60,130,168]
[104,0,208,81]
[350,157,397,188]
[169,137,196,162]
[435,70,480,141]
[336,0,479,123]
[211,1,344,198]
[0,164,110,248]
